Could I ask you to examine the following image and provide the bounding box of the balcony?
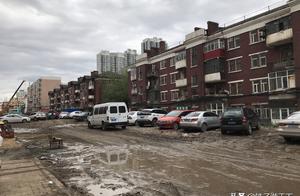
[272,60,294,70]
[88,95,94,99]
[131,88,138,95]
[75,89,80,94]
[175,59,187,69]
[75,98,80,102]
[175,78,187,88]
[88,85,94,90]
[147,71,159,78]
[205,72,224,83]
[266,28,293,47]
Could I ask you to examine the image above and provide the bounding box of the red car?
[157,110,194,130]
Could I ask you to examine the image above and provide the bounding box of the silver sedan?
[180,111,221,132]
[277,111,300,142]
[0,114,31,123]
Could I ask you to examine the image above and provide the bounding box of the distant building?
[96,49,137,74]
[27,77,61,113]
[141,37,167,53]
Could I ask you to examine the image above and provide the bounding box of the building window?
[268,70,295,91]
[254,106,270,120]
[176,51,186,62]
[160,91,168,102]
[227,36,240,50]
[204,39,225,53]
[249,29,265,44]
[191,75,198,87]
[228,57,242,73]
[190,47,198,66]
[160,60,166,69]
[170,72,177,84]
[138,68,142,80]
[170,57,175,67]
[250,52,267,69]
[160,75,167,86]
[229,81,243,95]
[171,90,179,101]
[207,103,224,116]
[271,108,293,120]
[251,78,268,94]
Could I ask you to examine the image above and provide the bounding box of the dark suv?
[220,107,260,135]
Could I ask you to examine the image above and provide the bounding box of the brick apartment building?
[27,76,61,113]
[48,71,114,111]
[128,0,300,122]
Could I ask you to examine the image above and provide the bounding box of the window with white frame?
[170,57,175,67]
[170,73,177,84]
[229,81,243,95]
[251,78,268,94]
[207,103,224,116]
[271,108,293,120]
[250,29,265,44]
[175,51,186,62]
[268,70,295,91]
[160,75,167,86]
[227,36,240,50]
[160,91,168,102]
[170,90,179,101]
[254,106,270,119]
[228,57,242,73]
[250,52,267,69]
[191,75,198,87]
[160,60,166,69]
[204,39,225,53]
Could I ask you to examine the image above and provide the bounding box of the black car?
[220,107,260,135]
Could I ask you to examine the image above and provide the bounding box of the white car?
[277,111,300,142]
[69,111,82,118]
[127,111,139,125]
[59,112,69,119]
[88,102,128,130]
[136,108,167,127]
[0,114,30,123]
[29,112,47,120]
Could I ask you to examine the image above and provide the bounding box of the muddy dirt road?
[3,120,300,196]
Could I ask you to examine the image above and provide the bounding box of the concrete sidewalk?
[0,158,66,196]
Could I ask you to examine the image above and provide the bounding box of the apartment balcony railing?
[204,72,225,83]
[131,88,138,95]
[272,60,294,70]
[175,59,187,69]
[266,28,293,47]
[75,89,80,94]
[88,95,94,99]
[88,85,94,90]
[175,78,187,88]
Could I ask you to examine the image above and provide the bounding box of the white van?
[87,102,128,130]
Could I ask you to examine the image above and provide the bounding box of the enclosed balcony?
[175,59,187,69]
[131,88,138,95]
[75,89,80,94]
[176,78,187,87]
[272,60,294,70]
[205,72,225,83]
[88,95,94,99]
[204,58,225,83]
[266,28,293,47]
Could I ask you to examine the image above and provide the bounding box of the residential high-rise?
[27,76,61,112]
[141,37,167,53]
[96,49,137,74]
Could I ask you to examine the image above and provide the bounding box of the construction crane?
[3,80,25,114]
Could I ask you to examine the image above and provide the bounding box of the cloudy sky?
[0,0,286,101]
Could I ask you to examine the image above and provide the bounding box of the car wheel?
[134,120,139,126]
[121,126,126,129]
[173,123,179,130]
[88,121,93,129]
[22,119,27,123]
[152,118,158,126]
[102,121,107,130]
[221,129,227,135]
[255,122,260,130]
[245,124,253,135]
[201,123,208,132]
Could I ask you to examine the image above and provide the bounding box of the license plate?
[228,122,236,125]
[111,118,116,122]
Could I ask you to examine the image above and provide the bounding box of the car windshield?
[223,108,242,117]
[166,111,182,117]
[287,113,300,120]
[185,112,202,117]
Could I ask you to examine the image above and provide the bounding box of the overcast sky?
[0,0,286,101]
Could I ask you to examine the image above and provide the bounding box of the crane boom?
[5,80,25,112]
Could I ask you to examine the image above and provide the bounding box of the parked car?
[29,112,47,120]
[277,111,300,142]
[127,111,139,125]
[73,112,90,121]
[220,107,260,135]
[47,111,59,119]
[59,112,69,119]
[136,108,167,127]
[157,110,194,130]
[87,102,128,130]
[0,114,30,123]
[180,111,220,132]
[69,111,82,118]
